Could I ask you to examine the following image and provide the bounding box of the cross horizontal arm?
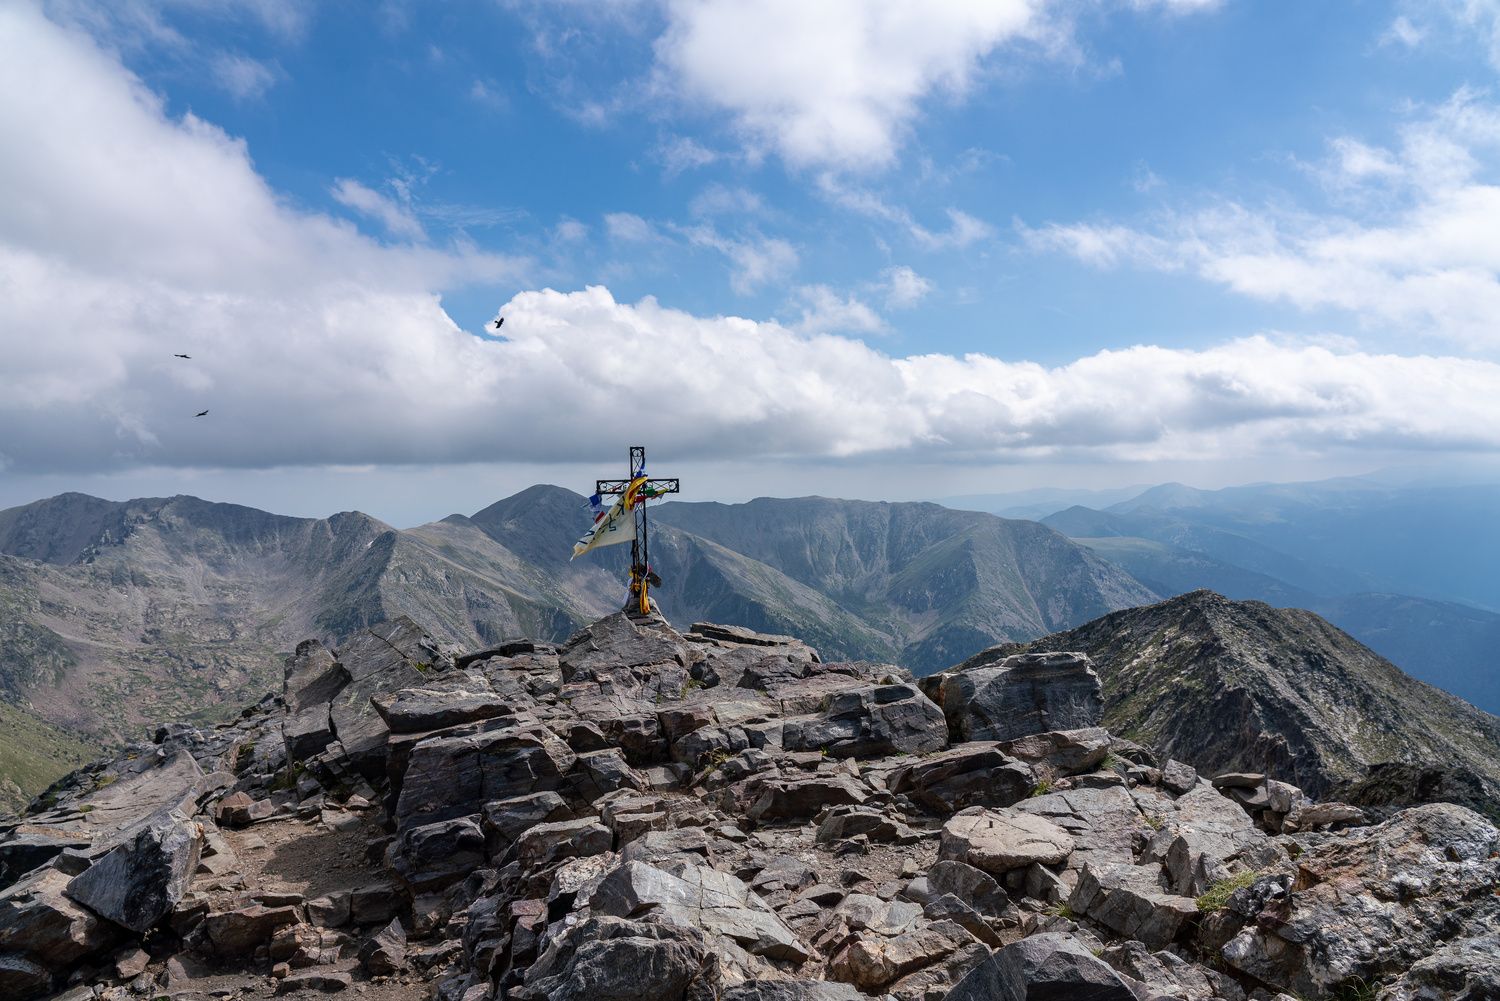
[596,478,680,495]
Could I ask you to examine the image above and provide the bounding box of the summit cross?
[595,445,679,615]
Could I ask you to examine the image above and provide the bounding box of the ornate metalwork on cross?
[571,445,680,616]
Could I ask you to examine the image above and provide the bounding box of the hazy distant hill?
[1033,478,1500,713]
[1102,478,1500,610]
[1002,590,1500,815]
[0,486,1158,808]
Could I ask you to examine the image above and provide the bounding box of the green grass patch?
[0,701,99,816]
[1196,870,1260,912]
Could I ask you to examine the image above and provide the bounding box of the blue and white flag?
[572,494,635,559]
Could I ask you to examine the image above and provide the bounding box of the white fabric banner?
[571,495,636,559]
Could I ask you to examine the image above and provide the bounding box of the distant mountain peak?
[1009,590,1500,814]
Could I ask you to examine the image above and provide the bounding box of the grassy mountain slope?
[653,497,1158,673]
[0,700,97,816]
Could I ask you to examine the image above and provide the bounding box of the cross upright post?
[594,445,680,615]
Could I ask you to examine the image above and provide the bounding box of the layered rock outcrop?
[0,611,1495,1001]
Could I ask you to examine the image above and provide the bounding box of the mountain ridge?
[999,589,1500,815]
[0,487,1161,807]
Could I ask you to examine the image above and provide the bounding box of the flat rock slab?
[1070,862,1198,949]
[922,652,1102,743]
[940,808,1074,874]
[782,682,947,759]
[373,685,514,734]
[593,860,809,962]
[1014,785,1149,868]
[395,725,575,829]
[946,932,1137,1001]
[0,866,115,967]
[886,742,1034,813]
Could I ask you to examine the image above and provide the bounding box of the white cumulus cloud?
[4,2,1499,481]
[1025,91,1500,351]
[653,0,1049,171]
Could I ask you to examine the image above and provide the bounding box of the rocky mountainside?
[2,611,1496,1001]
[0,489,1157,807]
[999,590,1500,816]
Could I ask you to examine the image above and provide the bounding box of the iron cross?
[596,446,679,615]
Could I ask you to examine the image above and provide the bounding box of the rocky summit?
[2,611,1498,1001]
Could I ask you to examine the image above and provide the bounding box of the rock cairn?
[1,613,1497,1001]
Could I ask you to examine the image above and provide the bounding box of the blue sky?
[6,0,1500,524]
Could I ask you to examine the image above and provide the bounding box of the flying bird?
[493,317,504,329]
[194,409,209,418]
[174,353,191,359]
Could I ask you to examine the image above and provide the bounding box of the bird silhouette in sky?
[194,409,209,417]
[174,353,191,359]
[493,317,504,330]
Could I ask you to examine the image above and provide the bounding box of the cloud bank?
[1025,91,1500,351]
[3,2,1499,480]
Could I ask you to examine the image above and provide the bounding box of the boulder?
[747,775,868,822]
[998,727,1111,779]
[330,618,447,777]
[482,792,573,858]
[1378,933,1500,1001]
[593,860,809,962]
[1068,862,1198,949]
[395,725,575,829]
[887,742,1035,813]
[373,685,513,734]
[570,748,648,802]
[1220,804,1500,995]
[0,953,50,1000]
[283,704,336,762]
[63,808,202,933]
[0,828,93,889]
[0,866,114,967]
[204,904,301,956]
[350,881,403,925]
[925,859,1012,918]
[1099,940,1245,1001]
[359,917,407,975]
[516,819,612,870]
[831,893,922,935]
[559,613,692,691]
[946,932,1137,1001]
[939,808,1074,874]
[828,924,963,992]
[922,651,1102,742]
[516,915,715,1001]
[816,807,919,846]
[392,816,485,891]
[283,639,348,713]
[1013,784,1151,869]
[1160,759,1198,796]
[1282,800,1365,832]
[781,682,947,759]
